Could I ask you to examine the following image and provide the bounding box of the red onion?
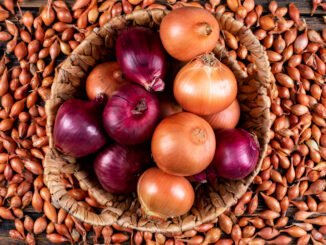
[211,129,259,180]
[94,143,151,194]
[54,98,107,157]
[191,170,207,183]
[103,84,160,146]
[191,165,217,183]
[116,26,167,92]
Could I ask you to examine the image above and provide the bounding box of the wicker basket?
[44,9,274,233]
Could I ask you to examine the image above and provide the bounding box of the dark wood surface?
[0,0,324,244]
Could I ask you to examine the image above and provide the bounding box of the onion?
[202,99,240,129]
[41,0,55,26]
[211,129,259,180]
[189,170,207,183]
[160,6,220,61]
[54,98,107,157]
[22,11,34,33]
[86,62,129,101]
[137,167,195,219]
[174,53,238,115]
[103,84,160,146]
[190,165,217,183]
[151,112,215,176]
[116,26,167,92]
[94,143,151,194]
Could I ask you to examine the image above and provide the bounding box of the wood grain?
[0,0,324,244]
[2,0,325,14]
[0,0,325,29]
[1,0,326,14]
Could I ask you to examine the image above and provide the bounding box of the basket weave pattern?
[45,9,274,233]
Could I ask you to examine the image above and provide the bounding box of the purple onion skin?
[103,84,160,146]
[192,165,218,183]
[211,129,259,180]
[54,99,108,157]
[94,143,152,194]
[116,26,167,92]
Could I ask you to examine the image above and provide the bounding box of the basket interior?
[45,9,272,233]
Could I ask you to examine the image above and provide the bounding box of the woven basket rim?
[44,9,274,233]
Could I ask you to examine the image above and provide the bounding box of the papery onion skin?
[103,84,160,146]
[54,99,107,157]
[94,143,151,194]
[151,112,215,176]
[86,62,129,101]
[116,26,167,92]
[137,167,195,219]
[160,7,220,61]
[174,54,238,115]
[211,129,259,180]
[202,99,240,129]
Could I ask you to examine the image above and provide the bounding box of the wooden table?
[0,0,324,244]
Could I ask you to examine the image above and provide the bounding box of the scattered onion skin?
[86,62,129,101]
[202,99,240,129]
[160,7,220,61]
[211,129,259,180]
[137,167,195,220]
[174,53,238,115]
[151,112,216,176]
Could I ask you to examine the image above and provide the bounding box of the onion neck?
[132,99,148,115]
[200,53,218,66]
[191,128,207,144]
[195,22,213,37]
[149,77,165,92]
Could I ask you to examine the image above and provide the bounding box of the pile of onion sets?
[53,6,259,220]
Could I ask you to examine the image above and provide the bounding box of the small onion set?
[53,6,259,220]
